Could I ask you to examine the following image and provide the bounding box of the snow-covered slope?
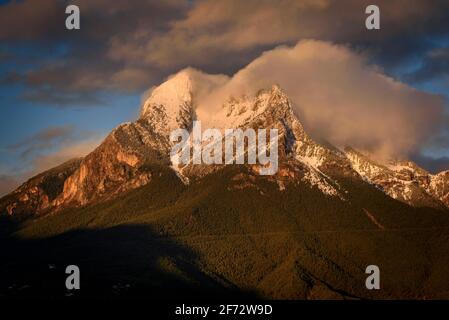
[429,171,449,207]
[141,70,195,135]
[171,83,346,198]
[345,147,448,208]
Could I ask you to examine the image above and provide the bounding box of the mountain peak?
[144,68,196,103]
[140,68,197,134]
[269,83,285,95]
[141,68,194,116]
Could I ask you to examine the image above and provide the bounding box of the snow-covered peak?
[141,69,195,128]
[145,70,193,110]
[139,66,297,135]
[268,84,290,105]
[386,160,429,176]
[202,84,293,130]
[136,71,448,207]
[344,147,388,180]
[140,68,232,134]
[344,147,449,207]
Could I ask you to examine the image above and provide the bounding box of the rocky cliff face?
[52,121,167,208]
[1,69,448,217]
[0,158,82,217]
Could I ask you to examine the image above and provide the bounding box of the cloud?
[6,124,101,171]
[20,88,104,107]
[7,125,76,159]
[190,40,447,160]
[1,61,159,106]
[0,0,189,105]
[112,0,449,73]
[3,0,449,102]
[0,0,187,41]
[31,136,102,173]
[7,125,79,157]
[0,0,65,40]
[0,129,103,196]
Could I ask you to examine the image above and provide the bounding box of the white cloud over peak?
[165,40,447,160]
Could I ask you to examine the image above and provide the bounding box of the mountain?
[0,158,82,217]
[3,69,447,217]
[1,68,449,299]
[345,148,449,208]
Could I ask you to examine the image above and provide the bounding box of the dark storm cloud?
[2,0,449,96]
[0,0,65,40]
[0,0,187,41]
[107,0,449,75]
[5,58,159,105]
[0,0,189,105]
[20,89,104,107]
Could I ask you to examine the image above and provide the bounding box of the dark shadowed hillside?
[2,165,449,299]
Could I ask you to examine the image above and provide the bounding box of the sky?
[0,0,449,195]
